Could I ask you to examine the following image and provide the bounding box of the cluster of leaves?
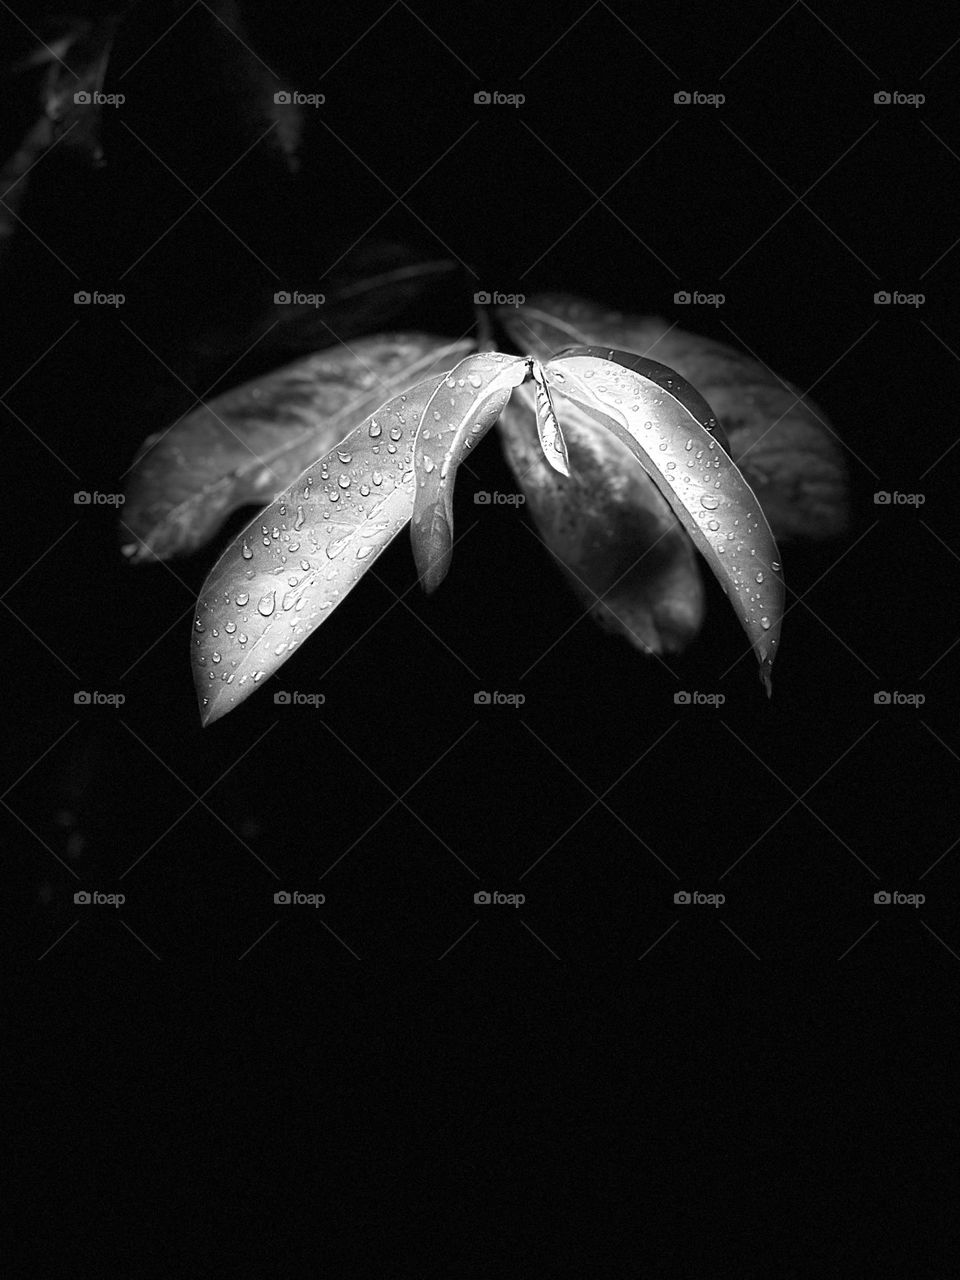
[123,293,848,725]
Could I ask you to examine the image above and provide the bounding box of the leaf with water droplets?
[544,352,784,690]
[497,292,848,541]
[123,334,471,563]
[410,353,529,592]
[192,368,458,725]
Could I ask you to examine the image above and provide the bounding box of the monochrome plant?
[123,291,847,724]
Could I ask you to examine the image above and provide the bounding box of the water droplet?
[238,633,248,645]
[423,456,435,474]
[328,489,340,502]
[337,450,352,464]
[467,372,483,388]
[707,519,720,531]
[771,560,781,571]
[700,494,719,510]
[235,592,249,606]
[369,420,381,437]
[356,545,374,559]
[241,541,253,560]
[294,506,305,530]
[338,474,351,489]
[760,617,771,630]
[755,571,764,583]
[359,484,370,497]
[212,651,221,663]
[224,622,236,634]
[257,591,276,617]
[194,618,205,632]
[372,471,383,486]
[389,426,403,441]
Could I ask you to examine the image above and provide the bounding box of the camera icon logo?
[74,890,91,904]
[274,691,291,704]
[473,291,491,304]
[674,291,691,304]
[74,291,91,304]
[474,891,491,904]
[874,91,891,104]
[74,691,91,704]
[74,91,92,105]
[474,91,491,104]
[674,91,691,104]
[874,291,891,304]
[474,691,491,704]
[673,691,691,704]
[674,891,691,904]
[873,491,891,504]
[874,691,891,705]
[274,91,292,104]
[474,490,491,504]
[274,891,291,904]
[74,491,92,504]
[874,890,891,904]
[274,291,291,304]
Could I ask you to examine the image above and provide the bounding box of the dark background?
[5,1,958,1270]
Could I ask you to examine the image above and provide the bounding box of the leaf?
[497,292,848,540]
[411,353,529,592]
[123,334,472,563]
[192,362,481,725]
[529,360,570,477]
[544,352,785,689]
[498,383,706,655]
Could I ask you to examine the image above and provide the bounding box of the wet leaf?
[411,353,529,592]
[498,292,848,540]
[544,352,784,689]
[124,334,471,562]
[192,362,481,725]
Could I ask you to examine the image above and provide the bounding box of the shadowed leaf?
[411,353,529,592]
[545,353,784,689]
[124,334,471,562]
[498,383,705,655]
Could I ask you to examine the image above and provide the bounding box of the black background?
[5,1,959,1271]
